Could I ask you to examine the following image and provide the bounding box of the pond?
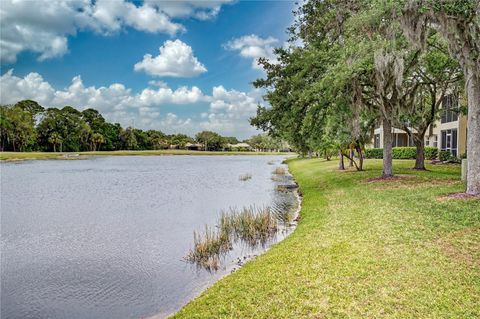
[0,155,298,319]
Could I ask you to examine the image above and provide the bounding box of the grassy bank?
[173,159,480,318]
[0,150,292,161]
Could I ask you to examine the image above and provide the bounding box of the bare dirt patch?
[437,192,480,202]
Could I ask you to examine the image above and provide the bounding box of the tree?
[119,127,138,150]
[401,0,480,194]
[14,100,44,118]
[0,105,37,151]
[398,35,462,169]
[91,133,105,151]
[48,132,62,152]
[37,107,87,152]
[169,134,194,148]
[195,131,225,151]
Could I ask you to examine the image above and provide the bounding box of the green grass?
[0,150,292,161]
[172,158,480,318]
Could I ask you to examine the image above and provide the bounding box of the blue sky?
[0,0,295,139]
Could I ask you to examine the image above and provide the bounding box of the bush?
[364,148,383,159]
[424,147,438,160]
[439,150,450,162]
[365,147,438,160]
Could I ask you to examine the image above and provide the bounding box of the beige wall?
[370,114,468,157]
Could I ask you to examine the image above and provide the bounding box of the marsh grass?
[186,204,297,270]
[185,225,232,271]
[239,173,252,181]
[272,167,287,175]
[229,206,278,246]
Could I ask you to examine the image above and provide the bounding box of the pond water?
[0,155,297,319]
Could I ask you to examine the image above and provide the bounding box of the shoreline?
[170,158,480,318]
[0,150,295,162]
[152,164,303,319]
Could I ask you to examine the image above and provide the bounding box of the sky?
[0,0,296,139]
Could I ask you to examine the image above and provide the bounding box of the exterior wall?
[458,114,468,156]
[370,113,467,157]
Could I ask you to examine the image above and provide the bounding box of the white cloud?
[134,40,207,77]
[145,0,232,20]
[0,0,232,64]
[0,70,263,138]
[224,34,279,70]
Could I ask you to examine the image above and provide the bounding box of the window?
[441,94,459,123]
[374,134,380,148]
[392,133,407,147]
[426,138,429,146]
[441,129,458,156]
[433,135,438,148]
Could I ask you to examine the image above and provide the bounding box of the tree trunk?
[338,149,345,170]
[413,135,426,170]
[466,72,480,195]
[349,147,354,167]
[382,117,393,177]
[356,146,364,171]
[53,144,56,152]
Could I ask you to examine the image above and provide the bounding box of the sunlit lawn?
[173,158,480,318]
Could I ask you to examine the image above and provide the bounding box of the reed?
[272,167,287,175]
[186,201,296,270]
[185,225,231,271]
[239,173,252,181]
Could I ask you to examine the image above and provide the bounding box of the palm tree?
[48,132,62,152]
[91,133,105,151]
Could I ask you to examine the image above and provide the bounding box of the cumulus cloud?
[0,0,231,64]
[145,0,233,21]
[134,40,207,77]
[224,34,279,69]
[0,70,263,138]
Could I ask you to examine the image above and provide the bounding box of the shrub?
[365,147,438,160]
[424,147,438,160]
[439,150,450,162]
[365,148,383,159]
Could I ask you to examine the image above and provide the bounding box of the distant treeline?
[0,100,288,152]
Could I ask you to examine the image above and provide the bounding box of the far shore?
[0,150,295,161]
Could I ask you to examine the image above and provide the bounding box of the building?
[371,94,468,157]
[185,143,204,151]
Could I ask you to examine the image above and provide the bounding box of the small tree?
[48,132,62,152]
[91,133,105,151]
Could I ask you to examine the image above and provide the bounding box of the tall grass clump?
[230,206,278,246]
[239,173,252,181]
[272,167,287,175]
[185,225,232,271]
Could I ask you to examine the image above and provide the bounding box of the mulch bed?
[437,192,480,201]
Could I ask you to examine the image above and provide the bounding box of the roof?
[228,143,251,148]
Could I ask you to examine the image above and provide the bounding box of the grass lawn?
[0,150,292,161]
[172,158,480,318]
